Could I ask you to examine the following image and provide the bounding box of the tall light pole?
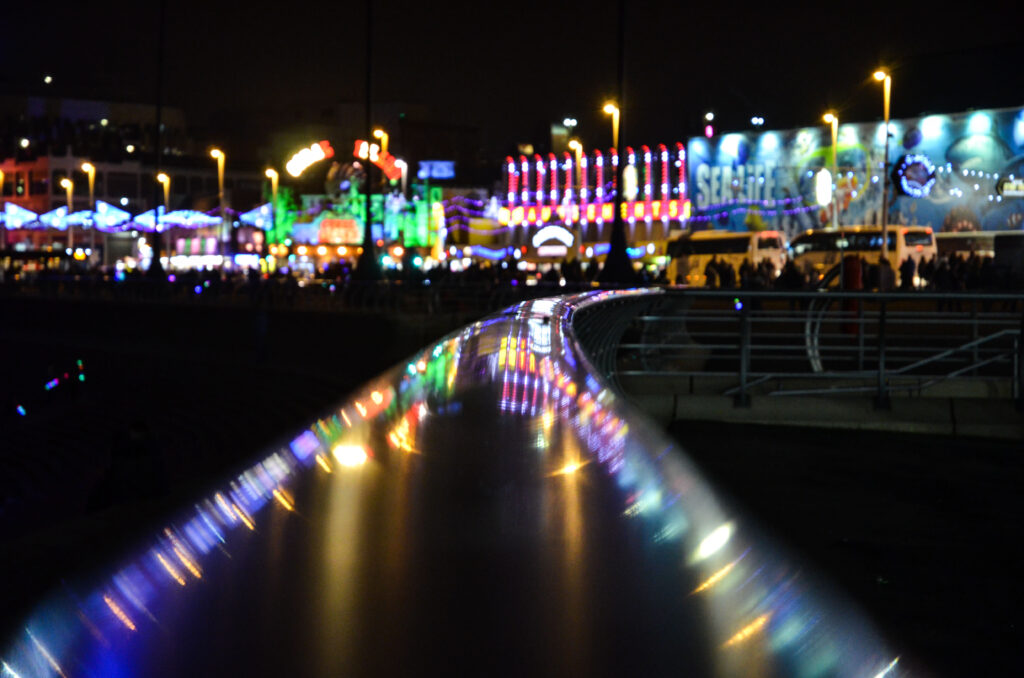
[823,113,839,230]
[81,162,96,260]
[0,169,5,250]
[157,172,171,263]
[372,128,389,155]
[60,178,74,251]
[603,103,620,150]
[210,148,226,255]
[568,139,583,187]
[265,168,278,248]
[874,69,892,259]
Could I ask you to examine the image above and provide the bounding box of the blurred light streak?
[340,410,352,427]
[155,553,187,586]
[692,560,738,594]
[102,595,137,632]
[354,402,367,418]
[722,613,770,647]
[214,493,238,524]
[173,547,202,579]
[333,444,369,467]
[1,660,24,677]
[315,454,333,473]
[272,489,295,512]
[371,391,383,405]
[231,504,256,531]
[873,657,900,678]
[26,629,65,677]
[695,522,734,561]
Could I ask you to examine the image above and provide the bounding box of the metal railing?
[574,289,1024,409]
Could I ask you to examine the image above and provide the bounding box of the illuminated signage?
[531,225,575,248]
[997,177,1024,198]
[815,169,833,206]
[536,244,568,257]
[895,153,936,198]
[417,161,455,180]
[318,218,362,244]
[353,140,403,181]
[286,140,335,177]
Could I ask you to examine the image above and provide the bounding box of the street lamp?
[873,69,892,259]
[603,102,620,150]
[265,168,278,245]
[372,128,389,155]
[157,172,171,260]
[567,138,583,188]
[60,177,74,250]
[82,162,96,258]
[210,148,226,252]
[823,113,839,230]
[393,159,408,196]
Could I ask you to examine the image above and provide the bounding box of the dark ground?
[668,420,1023,678]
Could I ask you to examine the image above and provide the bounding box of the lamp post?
[157,172,171,263]
[823,113,839,230]
[265,168,278,249]
[60,178,74,250]
[372,128,389,155]
[393,159,407,197]
[602,103,620,150]
[0,169,5,250]
[874,69,892,260]
[82,162,96,261]
[210,148,226,254]
[567,139,583,188]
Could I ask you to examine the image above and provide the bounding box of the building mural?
[687,106,1024,239]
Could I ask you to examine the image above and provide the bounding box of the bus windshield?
[690,237,751,255]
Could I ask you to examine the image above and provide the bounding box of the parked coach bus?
[790,225,936,284]
[667,229,788,286]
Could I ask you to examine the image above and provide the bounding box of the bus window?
[904,232,934,247]
[690,237,750,255]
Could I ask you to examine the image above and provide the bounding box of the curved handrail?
[1,290,904,677]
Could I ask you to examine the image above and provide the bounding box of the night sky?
[4,1,1023,161]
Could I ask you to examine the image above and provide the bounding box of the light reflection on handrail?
[1,289,905,677]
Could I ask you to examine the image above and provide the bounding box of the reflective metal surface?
[1,290,904,677]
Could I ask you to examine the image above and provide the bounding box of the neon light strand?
[534,154,545,210]
[548,153,558,204]
[676,142,686,199]
[506,157,516,206]
[642,145,653,226]
[579,155,589,226]
[519,155,529,205]
[563,152,573,206]
[594,151,605,229]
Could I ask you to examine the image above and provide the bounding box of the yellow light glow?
[873,70,888,81]
[297,245,307,256]
[337,246,347,255]
[568,139,582,151]
[81,162,94,173]
[59,178,72,189]
[103,595,137,632]
[603,102,619,115]
[341,410,352,426]
[173,547,202,579]
[822,112,835,124]
[416,360,427,372]
[332,444,369,467]
[272,488,295,511]
[392,246,404,257]
[371,390,384,405]
[723,613,770,647]
[156,552,187,586]
[210,148,223,159]
[316,245,327,256]
[232,503,255,530]
[373,128,385,139]
[156,172,169,184]
[692,560,737,594]
[265,168,278,179]
[315,453,333,473]
[551,460,585,477]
